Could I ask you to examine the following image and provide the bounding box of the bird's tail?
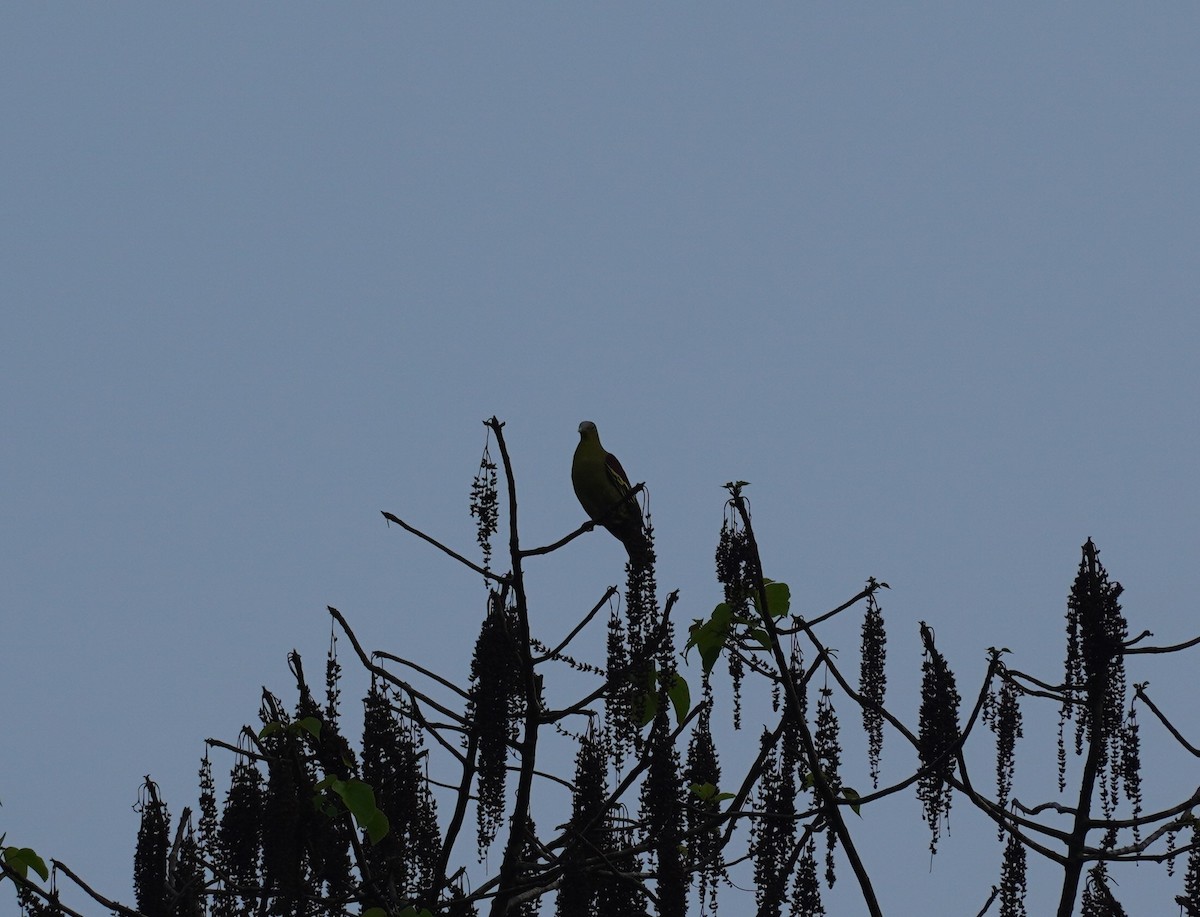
[621,526,655,568]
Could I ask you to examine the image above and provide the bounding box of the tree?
[5,416,1200,916]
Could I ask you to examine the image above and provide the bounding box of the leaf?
[258,722,283,738]
[636,666,659,727]
[296,716,322,739]
[331,777,372,815]
[635,667,689,726]
[328,778,391,844]
[748,628,773,650]
[2,846,49,882]
[667,672,691,723]
[313,796,340,818]
[637,690,658,727]
[688,782,733,804]
[841,786,863,817]
[752,579,791,619]
[360,808,391,845]
[685,603,734,674]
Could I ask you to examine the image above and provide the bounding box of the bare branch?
[373,649,472,701]
[381,510,509,584]
[533,586,619,663]
[328,605,467,724]
[1125,631,1200,655]
[51,860,144,917]
[1136,684,1200,757]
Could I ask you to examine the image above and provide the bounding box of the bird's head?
[578,420,597,435]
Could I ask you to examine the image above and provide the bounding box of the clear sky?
[3,6,1198,915]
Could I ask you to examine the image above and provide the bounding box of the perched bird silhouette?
[572,420,652,564]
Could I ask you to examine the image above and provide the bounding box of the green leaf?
[637,690,658,727]
[635,666,659,727]
[752,579,790,619]
[328,778,391,844]
[258,721,283,738]
[2,846,49,882]
[296,716,322,739]
[360,808,391,845]
[841,786,863,817]
[313,796,340,818]
[688,782,734,804]
[667,672,691,723]
[635,667,689,727]
[685,603,734,674]
[336,779,376,817]
[748,627,772,650]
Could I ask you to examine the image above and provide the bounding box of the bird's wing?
[604,451,632,491]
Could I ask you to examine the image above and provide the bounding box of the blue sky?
[3,6,1198,914]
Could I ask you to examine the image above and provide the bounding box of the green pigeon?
[572,420,652,563]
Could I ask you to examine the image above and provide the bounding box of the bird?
[572,420,652,564]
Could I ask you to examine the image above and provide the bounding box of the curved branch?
[779,585,875,633]
[0,861,89,917]
[533,586,619,663]
[381,510,509,584]
[328,606,467,724]
[1124,632,1200,655]
[372,650,472,701]
[520,485,646,558]
[1136,685,1200,757]
[50,860,143,917]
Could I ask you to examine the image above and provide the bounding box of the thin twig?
[1124,632,1200,654]
[205,735,271,763]
[520,483,647,560]
[51,860,144,916]
[373,650,472,700]
[0,861,89,917]
[1136,685,1200,756]
[533,586,620,663]
[780,586,874,632]
[328,605,467,724]
[381,510,509,584]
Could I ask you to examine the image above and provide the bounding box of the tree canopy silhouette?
[5,417,1200,917]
